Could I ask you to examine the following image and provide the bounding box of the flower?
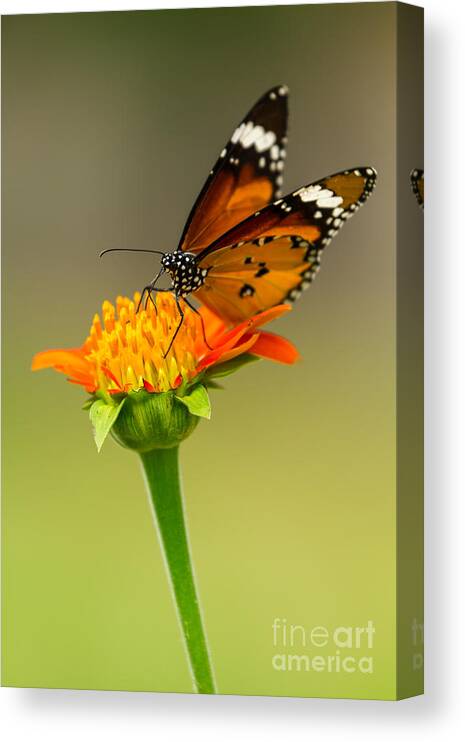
[32,292,299,395]
[31,291,300,691]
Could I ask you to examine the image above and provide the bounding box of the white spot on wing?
[317,195,343,209]
[241,122,264,148]
[270,144,280,160]
[231,123,245,144]
[255,130,276,153]
[232,120,278,154]
[296,185,318,201]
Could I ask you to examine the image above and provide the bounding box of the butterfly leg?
[137,285,162,314]
[136,286,149,314]
[136,269,166,314]
[183,296,213,350]
[144,288,158,312]
[163,295,185,358]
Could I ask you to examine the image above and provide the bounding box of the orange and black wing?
[410,169,424,209]
[194,167,377,323]
[178,86,288,254]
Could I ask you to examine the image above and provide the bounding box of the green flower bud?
[111,390,199,452]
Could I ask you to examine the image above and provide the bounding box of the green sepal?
[110,390,199,452]
[89,397,126,452]
[203,353,260,379]
[82,398,94,411]
[176,383,211,420]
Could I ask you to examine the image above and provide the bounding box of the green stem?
[140,446,216,694]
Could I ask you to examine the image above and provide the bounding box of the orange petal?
[196,332,259,372]
[197,304,293,370]
[67,378,97,393]
[197,303,227,339]
[246,303,291,331]
[215,303,291,347]
[214,333,260,365]
[249,331,300,365]
[202,322,252,360]
[32,347,97,391]
[32,347,88,372]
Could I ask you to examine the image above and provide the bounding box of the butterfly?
[410,168,424,209]
[101,86,377,352]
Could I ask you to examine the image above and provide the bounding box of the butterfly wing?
[194,167,377,322]
[178,86,288,254]
[410,168,424,209]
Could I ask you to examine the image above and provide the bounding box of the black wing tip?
[349,165,378,179]
[410,167,424,180]
[261,84,290,101]
[360,166,377,188]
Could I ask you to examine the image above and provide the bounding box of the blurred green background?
[2,3,420,699]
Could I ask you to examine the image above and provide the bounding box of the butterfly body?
[160,252,208,297]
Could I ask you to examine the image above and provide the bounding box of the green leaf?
[176,384,211,419]
[82,398,95,411]
[89,397,126,452]
[204,353,260,379]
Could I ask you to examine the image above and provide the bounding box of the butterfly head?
[161,251,208,297]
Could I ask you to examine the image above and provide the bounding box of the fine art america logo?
[271,618,375,674]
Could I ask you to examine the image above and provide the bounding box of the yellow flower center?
[82,293,202,394]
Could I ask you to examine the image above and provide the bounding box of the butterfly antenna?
[99,248,165,258]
